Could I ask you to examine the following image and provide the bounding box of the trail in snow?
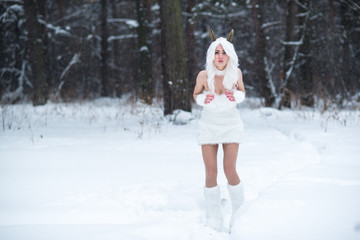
[231,108,360,240]
[0,99,359,240]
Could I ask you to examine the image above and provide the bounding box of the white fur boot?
[227,182,244,228]
[204,185,228,232]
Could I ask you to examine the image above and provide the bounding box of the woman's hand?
[205,94,215,104]
[195,93,214,106]
[225,90,235,102]
[225,90,245,103]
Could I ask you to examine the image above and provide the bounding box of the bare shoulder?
[196,70,207,82]
[193,70,208,97]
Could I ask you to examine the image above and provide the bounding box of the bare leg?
[201,144,219,188]
[223,143,240,186]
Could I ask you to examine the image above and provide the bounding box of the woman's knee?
[223,164,237,178]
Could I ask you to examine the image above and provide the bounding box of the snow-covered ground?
[0,97,359,240]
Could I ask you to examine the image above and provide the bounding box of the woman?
[193,29,245,232]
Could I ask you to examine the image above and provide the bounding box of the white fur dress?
[198,92,244,145]
[197,36,245,145]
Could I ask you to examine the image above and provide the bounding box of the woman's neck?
[215,67,225,76]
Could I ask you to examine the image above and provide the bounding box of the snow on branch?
[264,57,276,97]
[1,61,28,103]
[55,53,81,98]
[107,34,137,42]
[340,0,360,11]
[350,0,360,10]
[280,12,310,90]
[59,53,81,81]
[38,19,72,37]
[184,10,247,19]
[107,18,138,28]
[294,0,308,11]
[281,40,304,46]
[261,21,281,30]
[284,40,303,82]
[0,4,23,24]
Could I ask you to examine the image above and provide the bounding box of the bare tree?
[279,0,298,108]
[251,0,275,107]
[278,0,310,109]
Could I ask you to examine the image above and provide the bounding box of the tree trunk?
[298,0,314,107]
[251,0,275,107]
[278,0,311,109]
[24,0,48,106]
[185,0,197,96]
[110,0,123,97]
[326,0,336,99]
[340,0,352,97]
[279,0,297,108]
[159,0,190,115]
[37,0,52,95]
[136,0,153,104]
[100,0,109,96]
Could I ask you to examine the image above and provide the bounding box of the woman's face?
[213,44,229,70]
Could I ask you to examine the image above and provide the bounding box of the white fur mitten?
[195,94,206,106]
[233,90,245,103]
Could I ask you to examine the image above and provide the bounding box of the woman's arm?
[193,71,206,100]
[193,71,214,106]
[236,68,245,94]
[229,68,245,103]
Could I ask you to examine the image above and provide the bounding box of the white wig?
[206,37,239,93]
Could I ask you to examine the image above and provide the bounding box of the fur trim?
[233,90,245,103]
[195,93,206,106]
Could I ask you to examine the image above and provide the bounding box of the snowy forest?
[1,0,360,114]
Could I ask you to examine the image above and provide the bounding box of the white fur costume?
[197,37,244,145]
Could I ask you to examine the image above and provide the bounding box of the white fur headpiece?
[206,37,239,93]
